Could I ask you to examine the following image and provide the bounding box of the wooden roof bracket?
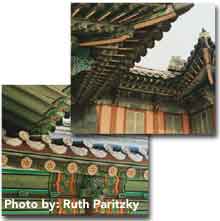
[180,67,208,98]
[79,6,177,47]
[134,9,176,30]
[79,34,131,47]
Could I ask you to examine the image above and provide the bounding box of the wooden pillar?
[211,106,216,132]
[154,111,165,134]
[158,111,165,134]
[115,106,126,134]
[182,112,191,134]
[97,105,111,134]
[123,107,127,133]
[96,105,102,133]
[144,111,154,134]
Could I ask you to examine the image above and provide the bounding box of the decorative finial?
[199,28,210,38]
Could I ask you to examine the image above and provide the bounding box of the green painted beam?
[125,180,148,192]
[2,189,49,194]
[128,210,149,215]
[2,210,50,215]
[3,149,148,169]
[119,191,149,199]
[2,168,49,175]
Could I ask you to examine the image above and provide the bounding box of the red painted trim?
[144,111,147,133]
[182,112,190,134]
[96,105,102,133]
[123,107,127,133]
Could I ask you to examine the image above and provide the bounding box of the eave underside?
[72,28,215,109]
[71,3,194,106]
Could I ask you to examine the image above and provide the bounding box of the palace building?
[2,85,149,216]
[71,3,215,135]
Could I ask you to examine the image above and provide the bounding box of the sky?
[136,4,215,70]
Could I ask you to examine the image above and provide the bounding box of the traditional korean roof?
[72,3,193,46]
[131,66,181,79]
[2,130,149,165]
[2,85,70,135]
[118,66,182,98]
[71,3,193,106]
[73,29,215,106]
[175,29,215,99]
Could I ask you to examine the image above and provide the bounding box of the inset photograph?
[2,85,149,216]
[71,3,216,135]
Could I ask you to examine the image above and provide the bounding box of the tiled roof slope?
[2,85,70,134]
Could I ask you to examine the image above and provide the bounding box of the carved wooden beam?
[72,8,81,17]
[79,34,131,47]
[203,48,213,85]
[134,8,176,29]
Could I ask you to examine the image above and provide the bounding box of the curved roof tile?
[3,130,149,163]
